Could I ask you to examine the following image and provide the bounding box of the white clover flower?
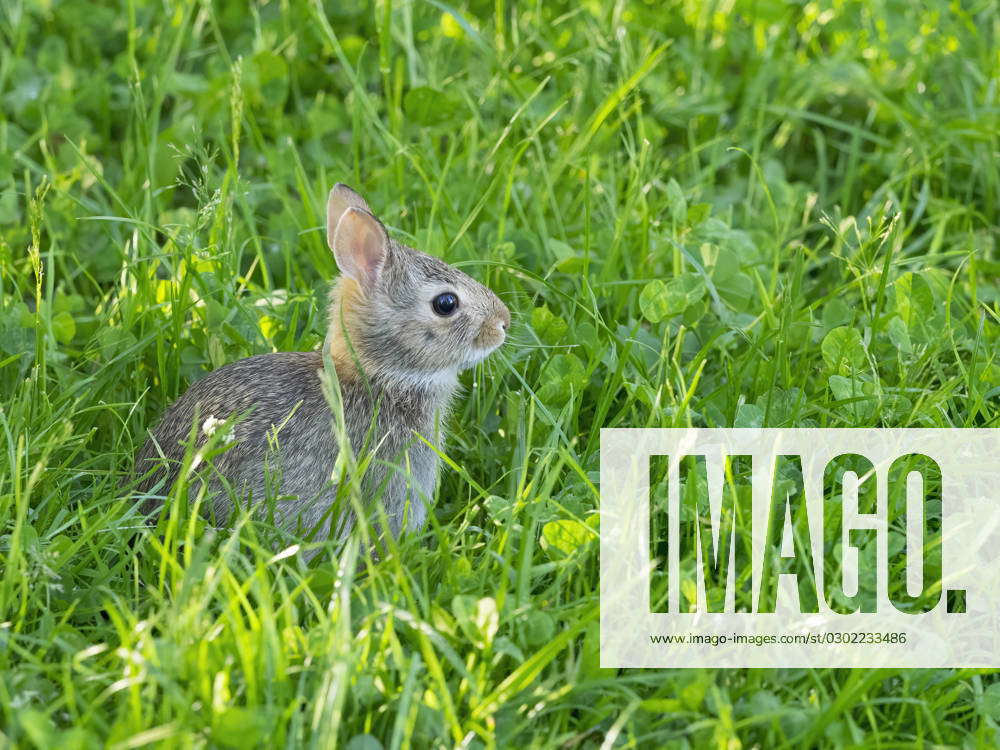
[201,416,235,445]
[201,415,226,437]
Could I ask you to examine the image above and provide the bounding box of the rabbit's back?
[135,350,440,537]
[135,351,337,525]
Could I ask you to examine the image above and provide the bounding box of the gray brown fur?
[133,184,510,542]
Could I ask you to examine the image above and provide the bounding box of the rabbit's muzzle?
[474,300,511,352]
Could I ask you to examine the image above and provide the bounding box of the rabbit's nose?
[497,303,511,331]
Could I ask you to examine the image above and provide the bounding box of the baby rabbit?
[135,184,510,542]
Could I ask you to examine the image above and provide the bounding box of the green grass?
[1,0,999,746]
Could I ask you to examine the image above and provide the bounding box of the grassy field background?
[2,0,999,747]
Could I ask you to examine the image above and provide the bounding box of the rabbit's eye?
[432,292,459,316]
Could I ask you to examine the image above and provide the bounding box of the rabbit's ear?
[332,206,389,290]
[326,184,371,248]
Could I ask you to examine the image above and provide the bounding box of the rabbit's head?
[324,184,510,389]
